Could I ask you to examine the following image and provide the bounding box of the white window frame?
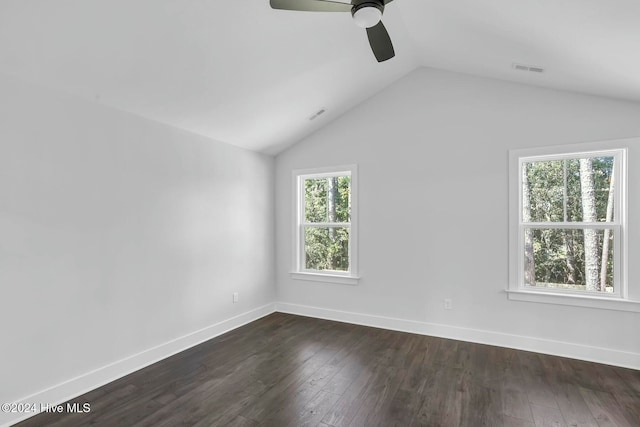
[291,165,359,285]
[508,139,639,312]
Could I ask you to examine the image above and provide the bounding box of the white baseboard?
[1,303,276,427]
[275,302,640,370]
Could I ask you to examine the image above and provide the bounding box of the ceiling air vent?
[512,63,545,73]
[309,108,327,121]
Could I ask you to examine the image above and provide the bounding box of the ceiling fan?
[270,0,396,62]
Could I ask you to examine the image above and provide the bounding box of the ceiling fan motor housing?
[351,1,384,28]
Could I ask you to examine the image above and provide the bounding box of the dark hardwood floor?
[15,313,640,426]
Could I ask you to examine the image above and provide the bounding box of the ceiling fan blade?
[366,21,395,62]
[270,0,352,12]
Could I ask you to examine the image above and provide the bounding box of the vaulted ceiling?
[2,0,639,154]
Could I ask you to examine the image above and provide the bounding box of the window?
[291,165,358,285]
[508,142,637,311]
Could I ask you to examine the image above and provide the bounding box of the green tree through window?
[293,165,358,282]
[522,155,618,293]
[303,175,351,271]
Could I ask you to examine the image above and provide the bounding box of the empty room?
[1,0,639,426]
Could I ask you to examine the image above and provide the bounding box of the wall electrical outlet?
[233,292,239,303]
[443,298,453,310]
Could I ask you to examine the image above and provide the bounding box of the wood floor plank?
[615,367,640,397]
[347,365,407,427]
[381,338,434,426]
[256,360,343,426]
[530,404,567,427]
[136,351,276,425]
[459,382,504,427]
[13,313,639,427]
[550,382,599,427]
[501,388,534,423]
[242,345,339,423]
[320,363,385,427]
[286,390,341,427]
[223,415,260,427]
[614,390,640,425]
[412,365,469,426]
[322,371,359,396]
[385,388,424,427]
[503,415,536,427]
[518,352,561,410]
[578,387,637,427]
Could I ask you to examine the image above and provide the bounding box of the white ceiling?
[1,0,639,154]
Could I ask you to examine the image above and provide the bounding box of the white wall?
[2,65,639,426]
[0,74,275,421]
[275,68,640,368]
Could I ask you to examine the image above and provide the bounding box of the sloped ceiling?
[1,0,639,154]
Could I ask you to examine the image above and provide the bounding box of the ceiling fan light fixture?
[352,3,383,28]
[270,0,395,62]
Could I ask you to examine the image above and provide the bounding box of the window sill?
[505,289,640,312]
[290,272,360,285]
